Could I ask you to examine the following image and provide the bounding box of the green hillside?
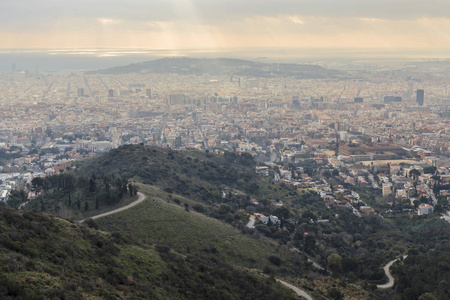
[95,183,304,274]
[24,144,324,225]
[76,144,276,200]
[14,144,449,300]
[69,144,321,225]
[0,207,298,300]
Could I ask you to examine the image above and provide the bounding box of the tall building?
[77,88,84,97]
[416,89,424,106]
[108,89,114,97]
[382,183,392,197]
[146,89,152,99]
[169,94,186,105]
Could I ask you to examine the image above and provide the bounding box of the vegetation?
[24,172,138,219]
[392,251,450,300]
[95,184,306,275]
[0,207,298,299]
[11,144,450,299]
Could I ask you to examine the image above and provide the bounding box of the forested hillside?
[0,207,298,299]
[9,144,449,300]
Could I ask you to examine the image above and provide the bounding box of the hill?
[94,183,304,273]
[0,207,298,299]
[68,145,322,224]
[16,144,450,299]
[87,57,341,78]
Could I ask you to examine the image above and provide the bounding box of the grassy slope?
[0,207,298,300]
[96,184,304,274]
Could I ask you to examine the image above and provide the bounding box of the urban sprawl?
[1,64,449,221]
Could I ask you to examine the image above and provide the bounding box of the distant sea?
[1,48,449,73]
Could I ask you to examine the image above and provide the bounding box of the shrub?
[84,218,98,230]
[268,255,282,266]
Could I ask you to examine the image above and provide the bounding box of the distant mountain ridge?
[87,57,341,78]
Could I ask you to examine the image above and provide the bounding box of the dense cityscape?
[2,0,450,298]
[1,59,449,225]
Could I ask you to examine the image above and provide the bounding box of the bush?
[84,218,98,230]
[327,287,343,300]
[193,204,206,213]
[268,255,282,266]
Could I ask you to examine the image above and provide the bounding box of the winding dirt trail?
[377,255,408,289]
[79,192,145,223]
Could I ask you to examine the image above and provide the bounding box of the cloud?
[2,0,450,25]
[1,0,450,50]
[97,18,120,25]
[288,16,304,25]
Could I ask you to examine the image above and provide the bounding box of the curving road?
[377,255,407,289]
[79,192,313,298]
[275,278,314,300]
[79,192,145,223]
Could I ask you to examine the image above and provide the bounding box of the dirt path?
[275,278,314,300]
[79,192,145,223]
[377,255,408,289]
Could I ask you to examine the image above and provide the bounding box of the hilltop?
[87,57,341,78]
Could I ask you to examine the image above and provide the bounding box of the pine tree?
[84,201,89,211]
[128,183,133,196]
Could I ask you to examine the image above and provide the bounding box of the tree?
[332,169,339,177]
[31,177,44,190]
[423,166,437,174]
[323,170,331,178]
[418,293,437,300]
[327,253,342,272]
[327,288,343,300]
[84,201,89,211]
[128,183,133,196]
[302,210,317,221]
[409,169,420,179]
[434,196,449,213]
[274,206,290,220]
[89,178,96,193]
[304,235,316,254]
[268,255,282,266]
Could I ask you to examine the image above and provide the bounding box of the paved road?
[79,192,145,223]
[377,255,407,289]
[18,201,30,209]
[246,216,255,228]
[275,278,313,300]
[307,258,325,271]
[442,212,450,223]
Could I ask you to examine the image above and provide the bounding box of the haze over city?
[0,1,449,300]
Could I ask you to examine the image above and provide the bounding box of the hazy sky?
[1,0,450,51]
